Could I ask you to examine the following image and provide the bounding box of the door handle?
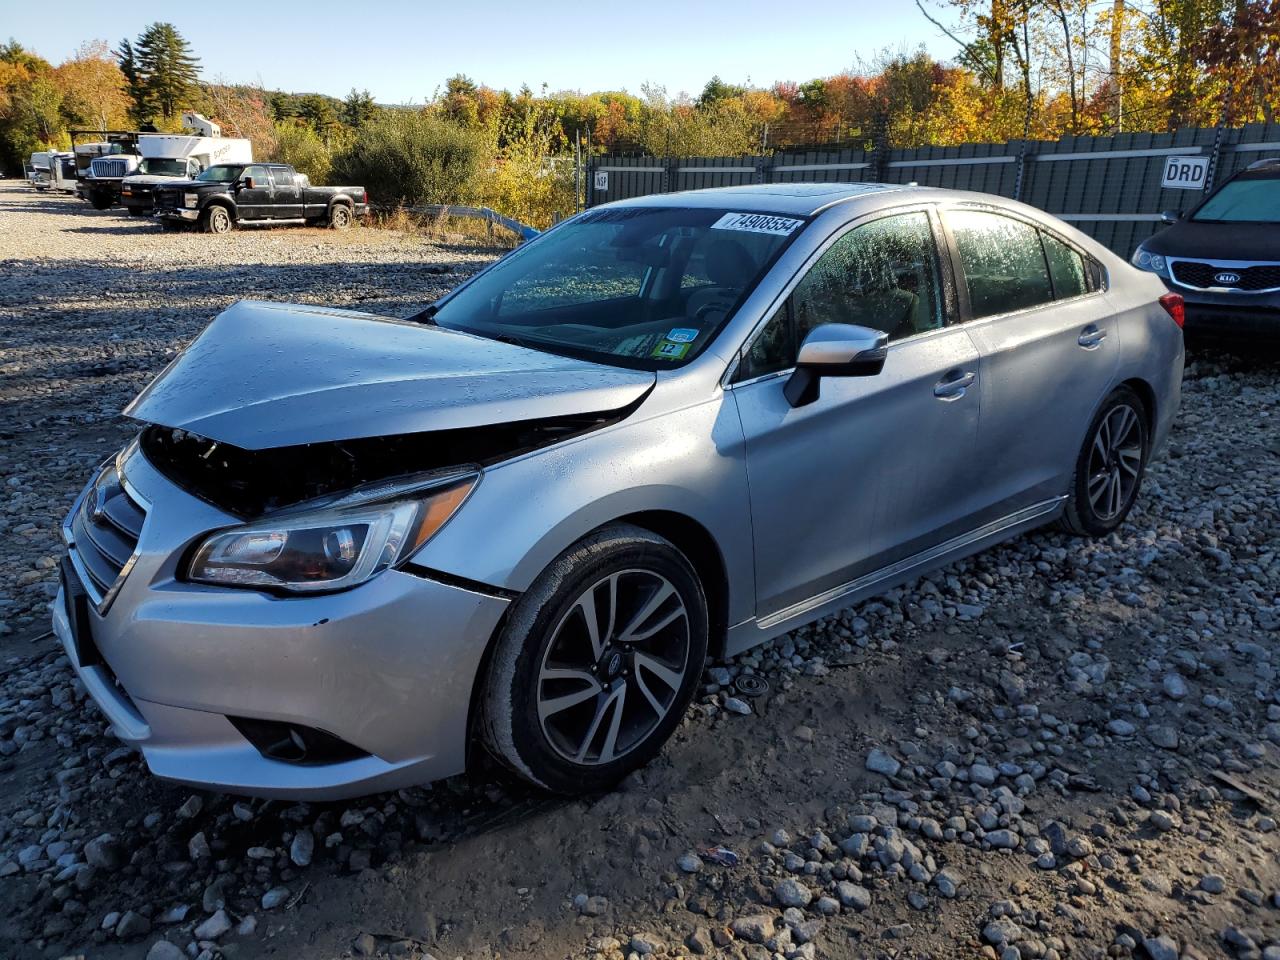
[1078,325,1107,349]
[934,370,976,400]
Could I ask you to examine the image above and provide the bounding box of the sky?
[4,0,955,102]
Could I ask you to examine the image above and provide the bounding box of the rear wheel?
[1059,385,1149,537]
[201,206,232,234]
[328,203,352,229]
[481,524,708,794]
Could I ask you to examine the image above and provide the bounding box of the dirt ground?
[1,183,1278,960]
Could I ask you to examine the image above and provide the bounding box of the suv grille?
[90,158,130,179]
[66,463,146,608]
[1171,260,1280,292]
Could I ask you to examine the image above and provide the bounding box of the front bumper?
[1160,280,1280,337]
[156,207,200,222]
[54,451,510,799]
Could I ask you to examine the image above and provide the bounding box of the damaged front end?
[139,402,639,520]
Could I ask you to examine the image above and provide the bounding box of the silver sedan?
[55,184,1184,798]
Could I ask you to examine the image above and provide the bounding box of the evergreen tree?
[114,37,147,125]
[118,23,200,122]
[341,88,377,128]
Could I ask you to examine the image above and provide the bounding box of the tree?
[1195,0,1280,123]
[120,22,200,122]
[341,88,377,128]
[55,41,129,131]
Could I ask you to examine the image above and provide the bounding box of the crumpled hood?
[125,300,655,450]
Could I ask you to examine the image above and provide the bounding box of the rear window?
[948,209,1054,318]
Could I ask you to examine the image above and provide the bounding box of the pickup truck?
[151,162,368,233]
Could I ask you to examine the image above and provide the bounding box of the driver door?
[730,209,986,621]
[236,165,273,221]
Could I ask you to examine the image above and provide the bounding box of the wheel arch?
[1118,376,1156,434]
[203,197,237,220]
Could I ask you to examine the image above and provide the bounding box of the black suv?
[1131,158,1280,337]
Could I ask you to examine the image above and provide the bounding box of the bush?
[331,110,485,206]
[270,121,330,183]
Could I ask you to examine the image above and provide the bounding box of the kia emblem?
[1214,271,1241,285]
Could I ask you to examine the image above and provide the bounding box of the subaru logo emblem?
[1214,271,1241,285]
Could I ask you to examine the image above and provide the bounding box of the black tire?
[89,193,113,210]
[1058,385,1150,537]
[201,205,233,234]
[328,203,353,230]
[481,524,708,794]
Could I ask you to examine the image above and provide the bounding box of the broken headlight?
[187,476,476,593]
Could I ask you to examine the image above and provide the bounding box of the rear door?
[939,206,1118,520]
[236,164,273,220]
[269,166,303,219]
[731,208,986,621]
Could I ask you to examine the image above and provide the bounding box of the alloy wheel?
[536,569,690,766]
[1086,403,1143,521]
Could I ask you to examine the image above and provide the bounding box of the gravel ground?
[1,182,1279,960]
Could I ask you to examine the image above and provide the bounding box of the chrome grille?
[90,157,130,179]
[64,463,146,609]
[1171,259,1280,293]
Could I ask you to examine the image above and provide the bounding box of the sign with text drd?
[1161,156,1209,190]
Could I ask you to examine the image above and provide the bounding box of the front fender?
[408,396,756,626]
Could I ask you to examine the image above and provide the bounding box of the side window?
[737,211,943,380]
[271,167,295,188]
[244,165,269,185]
[1042,232,1087,299]
[948,210,1054,318]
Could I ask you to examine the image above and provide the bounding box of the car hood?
[125,300,655,450]
[1142,219,1280,261]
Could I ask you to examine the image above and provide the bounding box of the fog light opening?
[228,716,370,766]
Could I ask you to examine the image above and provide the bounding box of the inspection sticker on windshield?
[665,328,699,343]
[711,212,803,236]
[652,340,692,360]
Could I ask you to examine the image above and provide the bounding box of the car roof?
[609,182,907,216]
[602,182,1056,218]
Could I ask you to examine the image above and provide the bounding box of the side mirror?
[240,176,255,189]
[1160,209,1181,225]
[783,323,888,408]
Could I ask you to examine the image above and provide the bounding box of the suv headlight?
[1131,245,1170,278]
[183,192,199,208]
[187,476,476,593]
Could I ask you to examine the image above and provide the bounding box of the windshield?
[432,206,805,368]
[1193,177,1280,223]
[195,164,244,183]
[139,158,189,177]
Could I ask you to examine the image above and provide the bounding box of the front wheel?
[201,206,233,234]
[1059,386,1149,537]
[481,524,708,794]
[89,193,113,210]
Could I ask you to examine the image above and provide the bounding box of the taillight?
[1158,292,1185,329]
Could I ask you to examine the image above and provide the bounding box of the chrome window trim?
[722,202,945,387]
[1167,256,1280,294]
